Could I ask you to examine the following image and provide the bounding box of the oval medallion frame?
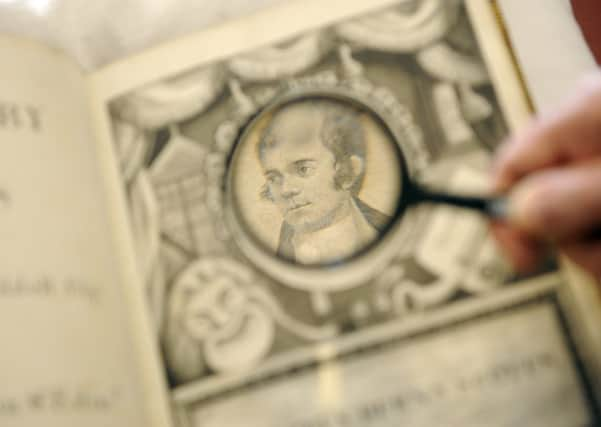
[207,72,429,292]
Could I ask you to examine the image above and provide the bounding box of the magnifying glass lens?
[228,95,404,267]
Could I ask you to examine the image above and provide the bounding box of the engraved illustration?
[105,1,565,425]
[231,98,399,265]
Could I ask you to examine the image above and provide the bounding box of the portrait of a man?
[257,99,392,264]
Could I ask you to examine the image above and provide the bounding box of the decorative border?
[205,67,430,292]
[171,273,582,426]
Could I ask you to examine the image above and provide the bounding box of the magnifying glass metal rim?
[224,84,503,291]
[223,85,422,291]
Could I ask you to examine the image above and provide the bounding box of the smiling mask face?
[184,274,274,373]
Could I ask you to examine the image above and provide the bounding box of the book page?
[499,0,598,113]
[0,38,170,427]
[88,0,601,425]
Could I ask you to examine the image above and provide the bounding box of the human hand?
[491,72,601,277]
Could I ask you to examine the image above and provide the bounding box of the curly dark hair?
[258,99,366,200]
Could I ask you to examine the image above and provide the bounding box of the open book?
[2,0,601,426]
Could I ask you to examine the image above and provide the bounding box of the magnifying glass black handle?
[407,184,509,220]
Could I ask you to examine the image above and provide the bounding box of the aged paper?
[89,0,601,425]
[0,38,171,427]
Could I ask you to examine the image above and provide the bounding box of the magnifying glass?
[225,87,506,288]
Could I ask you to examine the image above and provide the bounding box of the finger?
[493,71,601,191]
[507,158,601,240]
[490,221,545,273]
[561,240,601,277]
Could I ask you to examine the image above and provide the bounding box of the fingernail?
[506,180,547,234]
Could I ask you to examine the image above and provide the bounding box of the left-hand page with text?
[0,37,171,427]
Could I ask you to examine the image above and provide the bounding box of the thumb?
[506,159,601,241]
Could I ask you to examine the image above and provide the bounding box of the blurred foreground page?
[0,38,169,427]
